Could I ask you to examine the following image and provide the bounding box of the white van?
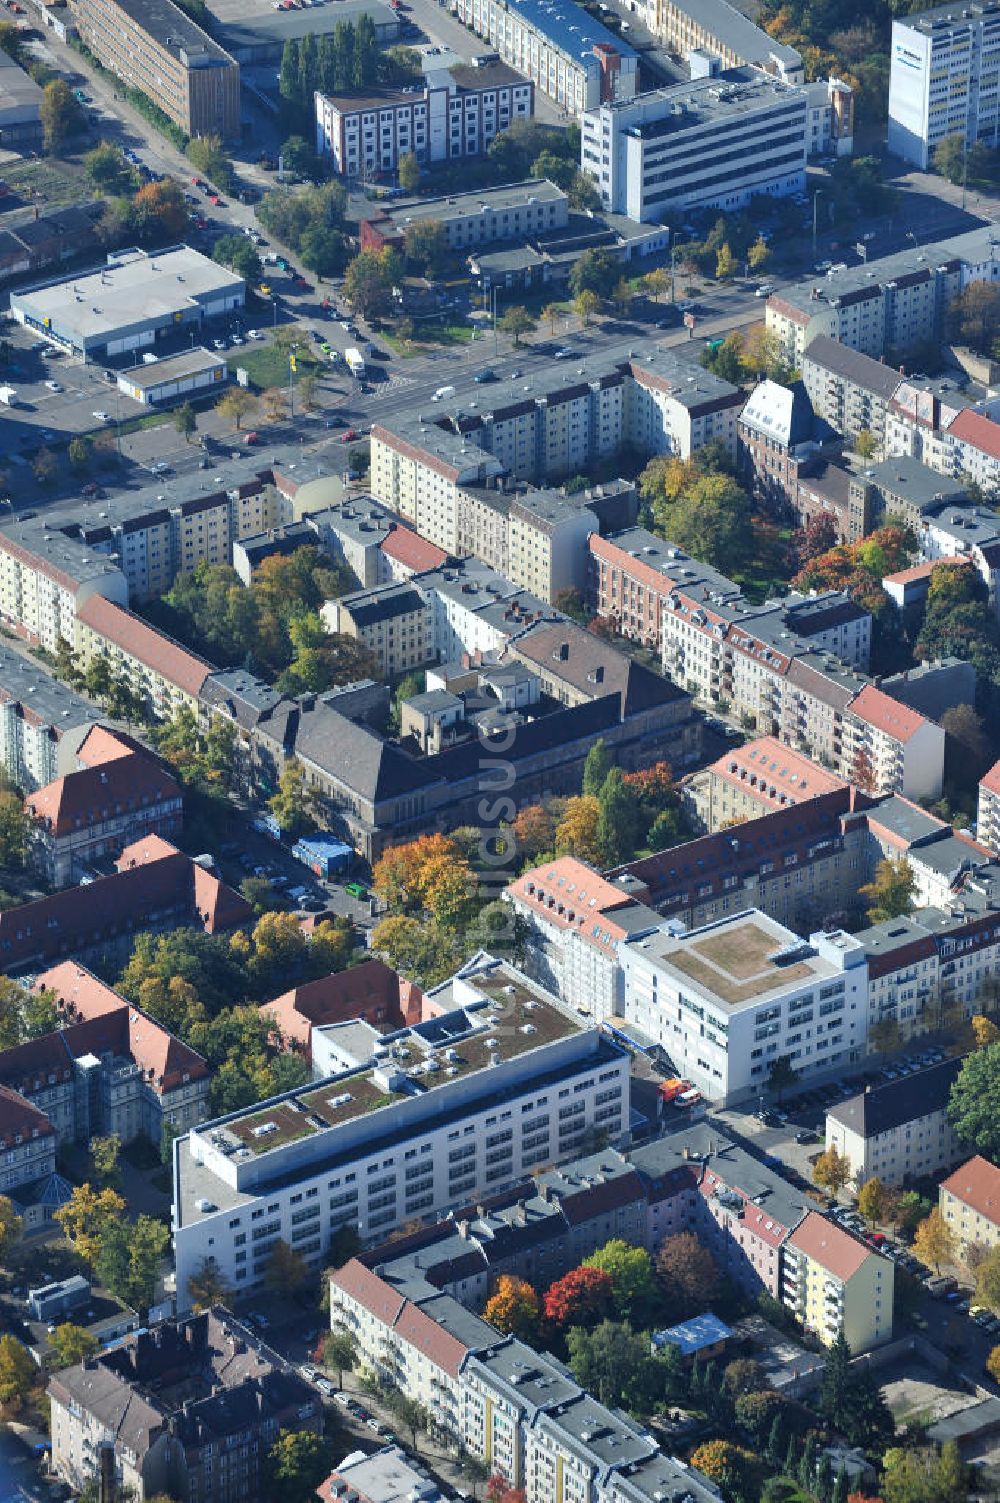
[432,384,456,401]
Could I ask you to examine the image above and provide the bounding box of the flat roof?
[12,246,244,346]
[0,49,42,115]
[217,0,397,49]
[617,67,805,139]
[101,0,237,65]
[373,178,567,232]
[632,912,840,1011]
[662,0,801,66]
[493,0,637,62]
[120,346,227,389]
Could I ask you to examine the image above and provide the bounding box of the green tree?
[343,247,401,318]
[40,78,80,152]
[767,1054,798,1102]
[497,306,537,346]
[859,856,916,923]
[0,1196,21,1265]
[403,218,447,277]
[933,131,969,184]
[569,247,618,299]
[269,757,319,838]
[398,150,420,192]
[582,1238,658,1321]
[299,224,347,278]
[278,134,319,179]
[84,141,136,195]
[321,1328,356,1385]
[174,401,197,443]
[187,133,233,187]
[68,436,92,472]
[391,1393,428,1446]
[96,1214,170,1317]
[49,1322,99,1367]
[0,790,27,867]
[646,470,752,572]
[264,1430,332,1503]
[596,767,639,865]
[566,1319,661,1411]
[582,737,612,797]
[949,1041,1000,1159]
[264,1237,310,1295]
[213,232,262,283]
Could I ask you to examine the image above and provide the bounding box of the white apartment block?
[825,1057,962,1188]
[620,910,868,1105]
[581,69,807,223]
[173,957,629,1310]
[888,2,1000,171]
[449,0,639,116]
[941,1155,1000,1251]
[0,527,128,654]
[979,760,1000,854]
[315,67,533,176]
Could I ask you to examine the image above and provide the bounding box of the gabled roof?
[40,961,123,1021]
[828,1056,961,1138]
[788,1209,875,1283]
[262,959,414,1057]
[940,1154,1000,1224]
[25,749,180,838]
[76,596,213,700]
[75,725,139,768]
[848,684,927,744]
[948,407,1000,463]
[381,526,449,574]
[0,1083,55,1147]
[981,759,1000,798]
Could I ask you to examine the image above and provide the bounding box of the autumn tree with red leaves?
[543,1266,614,1331]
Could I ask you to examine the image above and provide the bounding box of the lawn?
[236,340,322,390]
[382,320,478,356]
[4,159,93,206]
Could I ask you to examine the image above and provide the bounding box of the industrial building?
[215,0,398,63]
[888,0,1000,169]
[580,66,808,222]
[0,48,42,148]
[315,63,534,177]
[68,0,241,139]
[10,246,246,361]
[450,0,638,115]
[648,0,803,81]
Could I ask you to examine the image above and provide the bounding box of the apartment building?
[978,761,1000,855]
[24,730,182,885]
[621,909,869,1105]
[764,223,1000,366]
[504,857,666,1019]
[0,521,128,655]
[360,180,569,255]
[737,379,817,514]
[74,597,213,719]
[888,1,1000,170]
[686,735,850,832]
[580,68,807,223]
[800,336,904,453]
[647,0,803,81]
[172,955,630,1309]
[315,64,533,175]
[68,0,240,139]
[323,582,432,677]
[49,1310,321,1501]
[0,1086,58,1226]
[825,1057,963,1187]
[0,645,105,792]
[782,1210,893,1351]
[449,0,639,115]
[940,1155,1000,1251]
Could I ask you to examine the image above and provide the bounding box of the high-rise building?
[888,1,1000,170]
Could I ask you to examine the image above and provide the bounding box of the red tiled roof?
[126,1006,209,1092]
[948,408,1000,462]
[332,1258,406,1326]
[76,596,213,699]
[75,725,140,768]
[788,1209,874,1281]
[40,961,123,1021]
[709,735,848,809]
[381,525,448,574]
[940,1154,1000,1225]
[25,750,180,838]
[393,1300,467,1377]
[261,960,411,1059]
[848,684,926,744]
[981,759,1000,798]
[883,559,964,589]
[0,1082,54,1147]
[506,857,634,956]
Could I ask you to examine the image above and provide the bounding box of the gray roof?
[866,793,949,847]
[827,1057,962,1139]
[373,179,567,234]
[340,581,428,628]
[0,644,104,733]
[92,0,236,63]
[802,335,904,402]
[120,345,226,389]
[739,379,814,447]
[660,0,800,68]
[863,455,967,510]
[324,1446,441,1503]
[630,1123,812,1234]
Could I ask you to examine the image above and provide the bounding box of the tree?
[33,446,59,484]
[85,141,136,195]
[583,1239,657,1321]
[49,1322,99,1367]
[132,180,189,242]
[543,1266,614,1330]
[0,1336,36,1411]
[941,702,991,779]
[299,223,347,278]
[574,289,600,326]
[55,1184,126,1266]
[855,428,878,460]
[973,1015,1000,1049]
[217,387,257,431]
[213,232,262,283]
[174,402,197,444]
[582,737,612,797]
[715,242,737,280]
[882,1444,965,1503]
[554,795,602,865]
[869,1017,902,1060]
[268,757,319,838]
[796,513,839,567]
[934,131,968,184]
[813,1145,851,1196]
[541,301,564,333]
[948,1042,1000,1159]
[187,133,232,187]
[403,218,446,278]
[96,1214,170,1317]
[186,1258,234,1312]
[689,1441,758,1501]
[748,235,770,271]
[392,1393,428,1447]
[949,280,1000,355]
[723,1358,770,1397]
[264,1237,311,1295]
[40,78,79,152]
[321,1328,356,1385]
[596,767,640,866]
[90,1133,121,1184]
[483,1275,540,1341]
[975,1246,1000,1311]
[264,1429,331,1503]
[0,1197,21,1265]
[343,247,401,318]
[498,306,537,346]
[913,1208,957,1274]
[398,150,420,192]
[857,1176,892,1228]
[643,469,753,573]
[767,1055,798,1102]
[656,1232,717,1317]
[987,1344,1000,1384]
[566,1320,660,1411]
[569,248,618,299]
[0,791,27,867]
[859,857,916,923]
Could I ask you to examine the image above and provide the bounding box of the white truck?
[345,347,366,378]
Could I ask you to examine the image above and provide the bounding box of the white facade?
[888,4,1000,171]
[581,72,807,223]
[825,1078,962,1188]
[621,912,868,1104]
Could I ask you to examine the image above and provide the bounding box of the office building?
[49,1310,322,1501]
[621,910,868,1105]
[782,1210,893,1350]
[888,1,1000,169]
[24,728,182,885]
[11,245,245,361]
[940,1154,1000,1251]
[172,954,630,1309]
[580,68,808,223]
[647,0,803,82]
[449,0,638,115]
[315,64,533,176]
[68,0,240,139]
[360,179,569,254]
[825,1057,963,1187]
